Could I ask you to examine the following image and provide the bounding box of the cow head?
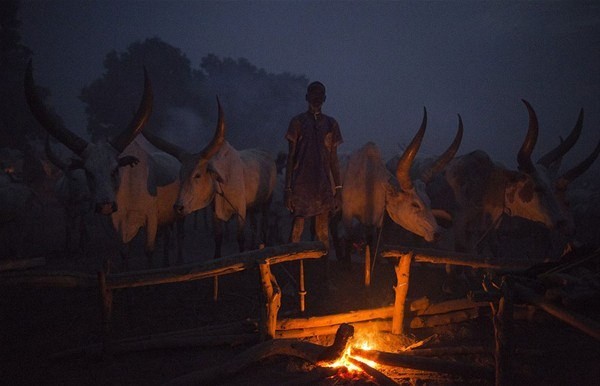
[386,108,441,242]
[143,97,226,216]
[25,61,152,215]
[534,108,600,235]
[503,100,566,229]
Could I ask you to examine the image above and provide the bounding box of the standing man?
[284,81,343,256]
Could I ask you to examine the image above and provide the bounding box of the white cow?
[25,61,183,269]
[336,108,442,264]
[143,99,276,259]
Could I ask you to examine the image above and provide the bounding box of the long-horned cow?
[534,108,600,237]
[45,137,92,254]
[337,108,442,265]
[489,107,600,257]
[425,100,568,256]
[25,61,182,269]
[143,100,276,259]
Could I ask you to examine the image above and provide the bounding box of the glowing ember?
[320,337,380,381]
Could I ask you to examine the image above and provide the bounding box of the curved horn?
[420,114,463,183]
[44,135,68,171]
[517,99,539,173]
[537,108,584,168]
[396,107,427,189]
[110,67,153,153]
[24,60,88,156]
[197,96,226,160]
[557,138,600,189]
[143,130,188,162]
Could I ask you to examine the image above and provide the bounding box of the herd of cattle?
[1,62,599,274]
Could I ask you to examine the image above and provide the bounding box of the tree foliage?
[81,38,308,153]
[0,0,40,150]
[200,54,307,151]
[80,37,203,141]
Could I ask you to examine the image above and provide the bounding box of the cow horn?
[24,60,89,156]
[420,114,463,183]
[44,135,68,171]
[396,107,427,189]
[537,108,584,168]
[143,130,188,162]
[517,99,539,173]
[557,138,600,189]
[198,96,226,160]
[110,67,153,153]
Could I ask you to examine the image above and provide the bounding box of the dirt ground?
[1,201,599,385]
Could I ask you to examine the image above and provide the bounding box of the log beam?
[382,246,532,270]
[351,347,495,381]
[391,252,412,334]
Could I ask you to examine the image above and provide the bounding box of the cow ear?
[206,163,225,183]
[207,162,225,183]
[118,155,140,168]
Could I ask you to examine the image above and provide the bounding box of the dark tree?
[200,54,307,151]
[80,38,307,154]
[0,0,41,150]
[80,37,203,141]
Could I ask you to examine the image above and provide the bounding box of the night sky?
[18,0,600,173]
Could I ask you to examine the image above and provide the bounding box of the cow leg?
[78,215,89,257]
[175,217,185,264]
[329,210,343,262]
[340,216,353,270]
[259,199,271,247]
[145,217,159,269]
[247,211,257,249]
[289,216,305,243]
[315,212,331,281]
[161,225,171,268]
[213,215,224,259]
[120,242,131,271]
[236,215,246,252]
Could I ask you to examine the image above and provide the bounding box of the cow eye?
[411,202,420,209]
[194,173,201,179]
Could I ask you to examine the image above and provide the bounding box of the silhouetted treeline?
[81,38,308,153]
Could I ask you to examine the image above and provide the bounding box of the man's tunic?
[285,111,343,217]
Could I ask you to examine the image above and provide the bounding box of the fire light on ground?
[319,324,399,382]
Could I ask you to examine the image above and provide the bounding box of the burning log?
[351,347,495,381]
[347,356,399,385]
[317,323,354,362]
[166,323,355,385]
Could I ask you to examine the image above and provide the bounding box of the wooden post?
[299,259,306,313]
[391,252,412,335]
[97,269,113,356]
[258,262,281,340]
[494,276,514,386]
[365,244,371,287]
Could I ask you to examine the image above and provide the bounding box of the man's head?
[306,81,326,110]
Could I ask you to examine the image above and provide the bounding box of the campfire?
[318,323,397,383]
